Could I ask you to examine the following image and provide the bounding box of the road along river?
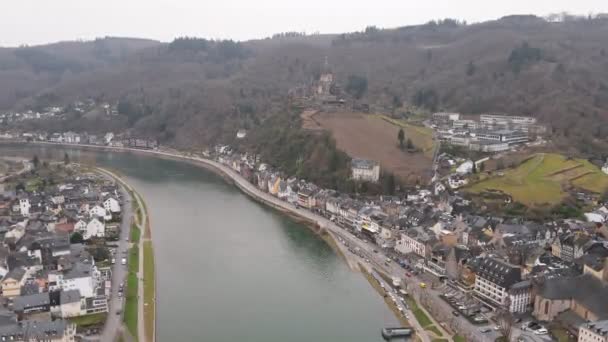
[0,144,399,342]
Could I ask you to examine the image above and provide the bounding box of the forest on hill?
[2,14,608,187]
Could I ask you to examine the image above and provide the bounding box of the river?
[0,144,398,342]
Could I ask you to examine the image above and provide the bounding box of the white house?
[602,159,608,175]
[395,232,427,257]
[585,211,607,223]
[104,132,114,145]
[83,219,105,240]
[351,159,380,182]
[89,205,109,220]
[103,198,121,214]
[59,290,84,318]
[50,263,100,298]
[63,132,81,144]
[456,160,474,175]
[74,220,87,233]
[19,198,31,217]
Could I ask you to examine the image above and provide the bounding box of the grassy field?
[316,112,434,183]
[143,241,155,340]
[130,224,141,243]
[124,272,138,339]
[376,115,437,157]
[404,296,442,337]
[128,246,139,274]
[124,223,140,340]
[69,313,107,326]
[467,153,608,206]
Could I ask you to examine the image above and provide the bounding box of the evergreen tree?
[70,232,84,244]
[32,155,40,169]
[64,153,70,165]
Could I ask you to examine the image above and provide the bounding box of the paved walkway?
[22,142,461,341]
[97,167,153,342]
[132,191,149,342]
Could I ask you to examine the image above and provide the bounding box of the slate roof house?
[534,274,608,329]
[472,256,528,312]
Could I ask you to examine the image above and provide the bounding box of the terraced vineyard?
[467,153,608,206]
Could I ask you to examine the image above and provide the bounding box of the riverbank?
[95,167,156,342]
[12,141,364,269]
[7,141,401,328]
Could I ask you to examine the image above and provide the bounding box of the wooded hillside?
[2,15,608,182]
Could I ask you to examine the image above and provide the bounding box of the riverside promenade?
[14,141,439,342]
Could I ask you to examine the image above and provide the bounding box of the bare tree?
[496,297,515,342]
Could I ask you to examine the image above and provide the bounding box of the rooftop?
[13,292,50,311]
[583,320,608,336]
[351,158,378,170]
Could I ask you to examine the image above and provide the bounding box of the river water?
[0,145,398,342]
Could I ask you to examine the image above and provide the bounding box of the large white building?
[479,114,537,130]
[395,230,429,257]
[473,257,528,312]
[475,129,529,145]
[50,263,101,298]
[579,320,608,342]
[351,159,380,182]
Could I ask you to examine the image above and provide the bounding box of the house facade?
[473,257,523,311]
[83,219,105,240]
[395,231,427,257]
[103,198,121,213]
[351,159,380,182]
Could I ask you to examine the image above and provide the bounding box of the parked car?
[534,328,548,335]
[479,327,491,333]
[451,311,460,317]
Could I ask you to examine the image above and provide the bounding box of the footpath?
[96,167,155,342]
[21,141,449,342]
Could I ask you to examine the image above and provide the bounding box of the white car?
[534,328,548,335]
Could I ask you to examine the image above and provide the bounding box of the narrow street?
[100,175,133,341]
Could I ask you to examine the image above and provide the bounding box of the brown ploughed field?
[316,112,433,184]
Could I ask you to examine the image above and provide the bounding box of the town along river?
[0,145,399,342]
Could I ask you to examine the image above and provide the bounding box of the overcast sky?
[1,0,607,47]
